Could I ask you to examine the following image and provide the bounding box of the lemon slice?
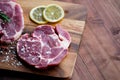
[43,4,64,22]
[29,6,47,24]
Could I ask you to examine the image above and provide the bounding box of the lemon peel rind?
[43,4,64,23]
[29,5,48,24]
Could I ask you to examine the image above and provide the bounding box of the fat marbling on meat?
[0,0,24,42]
[17,25,71,69]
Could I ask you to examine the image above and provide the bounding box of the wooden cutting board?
[0,0,87,78]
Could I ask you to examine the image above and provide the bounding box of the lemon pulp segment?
[43,4,64,22]
[30,6,47,24]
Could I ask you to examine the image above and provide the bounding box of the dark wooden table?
[58,0,120,80]
[0,0,120,80]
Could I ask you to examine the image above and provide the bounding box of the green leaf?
[0,11,11,23]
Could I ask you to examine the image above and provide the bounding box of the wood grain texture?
[57,0,120,80]
[0,0,86,79]
[17,0,87,21]
[2,0,120,80]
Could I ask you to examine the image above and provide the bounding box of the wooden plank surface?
[57,0,120,80]
[2,0,120,80]
[0,0,87,79]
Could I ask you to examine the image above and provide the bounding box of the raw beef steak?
[17,25,71,69]
[0,0,24,42]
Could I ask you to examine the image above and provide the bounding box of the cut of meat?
[0,0,24,43]
[17,25,71,69]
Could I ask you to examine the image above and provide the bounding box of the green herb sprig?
[0,11,10,23]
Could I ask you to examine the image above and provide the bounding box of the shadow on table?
[0,69,70,80]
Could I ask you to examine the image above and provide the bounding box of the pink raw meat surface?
[0,0,24,42]
[17,25,71,69]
